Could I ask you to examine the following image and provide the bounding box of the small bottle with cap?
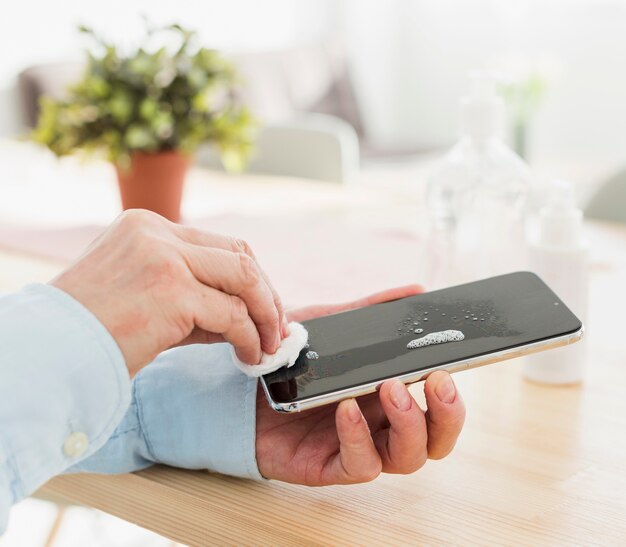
[524,179,588,384]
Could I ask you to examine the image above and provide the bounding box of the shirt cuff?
[0,284,131,502]
[66,389,154,475]
[132,343,263,480]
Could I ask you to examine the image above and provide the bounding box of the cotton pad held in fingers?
[231,322,309,377]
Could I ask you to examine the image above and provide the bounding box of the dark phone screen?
[263,272,582,404]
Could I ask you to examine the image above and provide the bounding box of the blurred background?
[1,0,625,545]
[4,0,626,188]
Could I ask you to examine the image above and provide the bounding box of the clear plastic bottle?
[524,180,588,384]
[425,73,532,288]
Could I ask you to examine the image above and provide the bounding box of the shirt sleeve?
[70,343,263,481]
[0,284,131,533]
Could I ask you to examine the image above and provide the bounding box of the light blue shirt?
[0,284,261,534]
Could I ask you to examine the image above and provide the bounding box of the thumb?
[423,371,466,459]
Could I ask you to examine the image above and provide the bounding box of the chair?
[229,38,365,138]
[585,171,626,223]
[15,48,361,183]
[196,112,359,183]
[17,62,85,128]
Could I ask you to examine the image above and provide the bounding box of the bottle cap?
[459,71,504,141]
[538,180,583,248]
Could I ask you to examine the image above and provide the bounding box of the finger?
[175,327,226,346]
[358,391,389,431]
[286,284,423,323]
[185,246,281,355]
[189,281,262,365]
[423,371,466,460]
[175,227,289,337]
[235,239,289,339]
[374,380,429,474]
[320,399,382,485]
[174,225,240,249]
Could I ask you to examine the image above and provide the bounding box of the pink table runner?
[0,214,424,308]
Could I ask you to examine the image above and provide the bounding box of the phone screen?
[262,272,582,405]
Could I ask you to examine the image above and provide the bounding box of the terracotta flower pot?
[115,151,189,223]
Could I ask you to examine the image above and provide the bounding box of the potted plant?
[32,23,254,222]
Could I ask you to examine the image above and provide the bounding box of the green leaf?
[30,21,256,165]
[109,91,133,123]
[124,124,158,149]
[139,98,158,120]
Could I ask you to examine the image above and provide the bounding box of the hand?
[285,285,424,323]
[255,285,466,485]
[52,210,287,376]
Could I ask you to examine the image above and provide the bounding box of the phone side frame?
[260,326,584,413]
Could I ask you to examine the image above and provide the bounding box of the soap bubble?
[407,329,465,349]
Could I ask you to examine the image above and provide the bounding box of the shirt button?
[63,432,89,458]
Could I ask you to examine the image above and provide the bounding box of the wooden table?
[1,163,625,545]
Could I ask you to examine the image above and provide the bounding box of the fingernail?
[435,374,456,404]
[282,315,290,338]
[390,380,412,411]
[347,399,362,423]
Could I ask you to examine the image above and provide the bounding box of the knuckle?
[237,252,260,289]
[436,411,466,431]
[401,451,429,473]
[232,237,254,257]
[347,458,382,484]
[360,461,383,483]
[118,210,165,247]
[269,285,283,311]
[428,441,458,461]
[267,308,280,330]
[229,295,249,326]
[119,208,159,229]
[145,255,184,290]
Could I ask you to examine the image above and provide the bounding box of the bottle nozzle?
[460,71,504,141]
[468,71,497,101]
[546,179,576,210]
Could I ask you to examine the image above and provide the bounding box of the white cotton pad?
[231,322,309,377]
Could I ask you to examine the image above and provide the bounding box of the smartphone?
[260,272,584,412]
